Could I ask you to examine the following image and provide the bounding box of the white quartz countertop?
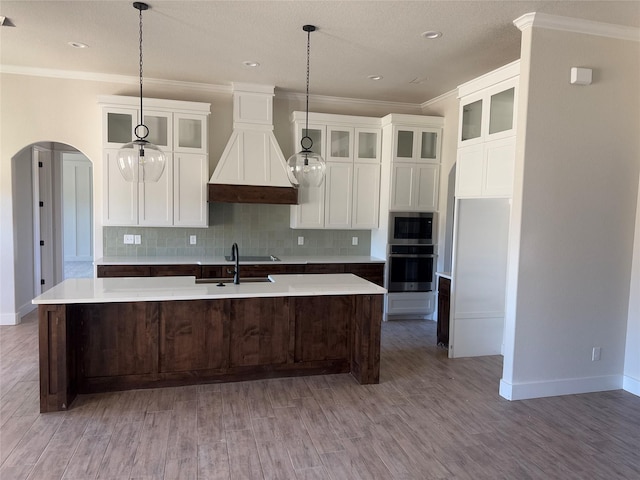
[32,274,387,305]
[95,255,385,266]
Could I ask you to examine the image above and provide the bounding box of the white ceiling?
[1,1,639,105]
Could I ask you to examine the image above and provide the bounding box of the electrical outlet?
[592,347,601,361]
[190,235,197,245]
[298,236,304,246]
[124,234,134,244]
[134,235,141,245]
[352,236,359,246]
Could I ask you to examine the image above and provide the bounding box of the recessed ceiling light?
[68,41,89,49]
[368,75,383,81]
[421,31,442,39]
[242,61,260,68]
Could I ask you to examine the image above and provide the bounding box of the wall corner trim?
[513,12,640,42]
[623,375,640,398]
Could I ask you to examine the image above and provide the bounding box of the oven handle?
[388,254,435,258]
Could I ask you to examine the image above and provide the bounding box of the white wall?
[11,148,36,317]
[624,175,640,395]
[501,26,640,399]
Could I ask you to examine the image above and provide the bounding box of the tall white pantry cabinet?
[99,96,210,227]
[448,60,519,358]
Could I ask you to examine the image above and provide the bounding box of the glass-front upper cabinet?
[144,110,172,151]
[488,87,515,135]
[394,127,440,163]
[459,77,518,146]
[326,126,353,162]
[174,113,207,154]
[104,108,137,148]
[461,99,482,142]
[355,128,381,163]
[420,130,439,161]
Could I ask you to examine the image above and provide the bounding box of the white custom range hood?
[208,84,298,204]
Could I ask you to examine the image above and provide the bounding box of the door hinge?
[39,201,44,207]
[38,161,43,168]
[41,279,45,285]
[40,240,45,246]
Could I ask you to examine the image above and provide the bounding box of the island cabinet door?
[229,297,290,367]
[159,299,229,373]
[79,302,159,381]
[293,295,351,363]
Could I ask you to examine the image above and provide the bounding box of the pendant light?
[287,25,326,187]
[116,2,166,183]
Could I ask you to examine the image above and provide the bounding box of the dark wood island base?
[39,294,382,412]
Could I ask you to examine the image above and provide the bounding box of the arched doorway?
[11,142,93,317]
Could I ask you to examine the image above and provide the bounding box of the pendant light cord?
[138,5,144,138]
[305,26,310,136]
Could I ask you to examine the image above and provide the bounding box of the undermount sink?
[195,277,272,284]
[224,255,280,262]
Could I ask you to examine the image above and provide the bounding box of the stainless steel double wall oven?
[387,212,436,293]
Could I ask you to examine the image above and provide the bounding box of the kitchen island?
[33,274,385,412]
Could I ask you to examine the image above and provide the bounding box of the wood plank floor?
[1,310,639,479]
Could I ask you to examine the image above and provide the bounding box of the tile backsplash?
[103,203,372,258]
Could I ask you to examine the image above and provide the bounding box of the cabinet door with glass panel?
[326,126,353,163]
[173,112,207,154]
[290,122,326,229]
[393,127,440,164]
[459,78,517,146]
[355,128,381,164]
[103,107,137,149]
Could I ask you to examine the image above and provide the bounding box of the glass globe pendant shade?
[116,139,166,182]
[287,149,326,187]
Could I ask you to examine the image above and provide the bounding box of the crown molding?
[514,12,640,42]
[275,89,422,113]
[0,65,233,94]
[420,88,457,109]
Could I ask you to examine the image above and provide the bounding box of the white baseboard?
[0,311,21,326]
[499,374,623,400]
[623,375,640,397]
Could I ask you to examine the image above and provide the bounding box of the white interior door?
[35,147,55,293]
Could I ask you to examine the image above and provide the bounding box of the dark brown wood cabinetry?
[97,264,201,278]
[437,276,450,347]
[38,293,383,412]
[98,261,385,286]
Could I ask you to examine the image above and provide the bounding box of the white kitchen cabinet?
[458,66,518,147]
[173,112,207,154]
[139,154,173,226]
[324,162,353,228]
[380,114,443,213]
[455,61,519,198]
[352,162,381,228]
[390,163,440,212]
[99,95,210,227]
[289,121,327,229]
[173,153,209,227]
[392,126,440,164]
[290,112,381,230]
[103,148,137,225]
